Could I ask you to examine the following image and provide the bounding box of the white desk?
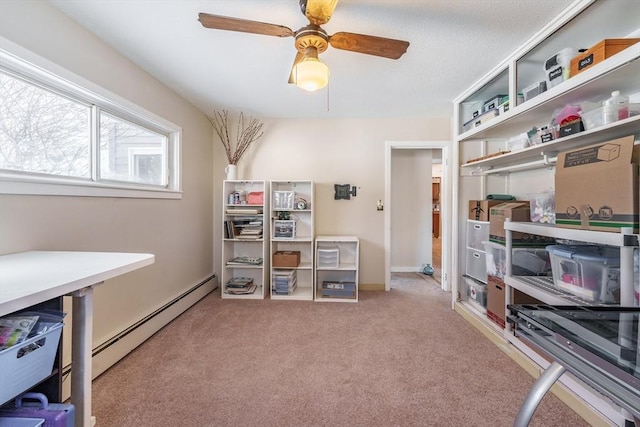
[0,251,155,427]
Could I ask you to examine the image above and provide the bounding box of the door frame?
[384,140,451,292]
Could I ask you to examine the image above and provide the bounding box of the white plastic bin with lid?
[544,48,578,88]
[546,245,620,303]
[464,275,487,309]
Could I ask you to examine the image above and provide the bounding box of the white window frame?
[0,37,182,199]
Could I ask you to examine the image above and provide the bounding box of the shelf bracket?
[541,151,558,167]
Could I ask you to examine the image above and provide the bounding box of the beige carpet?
[91,274,589,427]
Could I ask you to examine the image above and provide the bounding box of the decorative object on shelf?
[208,110,265,180]
[295,198,308,210]
[277,211,291,220]
[224,164,237,181]
[334,184,357,200]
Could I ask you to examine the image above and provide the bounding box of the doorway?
[384,141,451,292]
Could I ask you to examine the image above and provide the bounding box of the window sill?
[0,175,182,199]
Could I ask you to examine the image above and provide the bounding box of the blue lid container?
[546,245,620,303]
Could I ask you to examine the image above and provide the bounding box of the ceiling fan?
[198,0,410,91]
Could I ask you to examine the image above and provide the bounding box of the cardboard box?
[555,135,639,233]
[489,202,555,246]
[570,38,640,77]
[272,251,300,267]
[486,275,541,329]
[468,200,504,221]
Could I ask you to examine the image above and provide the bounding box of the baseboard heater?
[61,274,217,376]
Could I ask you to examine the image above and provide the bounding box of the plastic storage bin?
[0,322,63,405]
[580,106,604,130]
[546,245,620,303]
[0,392,75,427]
[273,220,296,239]
[466,220,489,251]
[0,418,45,427]
[483,241,551,279]
[528,192,555,224]
[544,48,578,88]
[464,275,487,309]
[272,191,294,210]
[465,248,487,283]
[317,248,339,268]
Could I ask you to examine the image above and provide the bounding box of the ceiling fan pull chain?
[326,80,330,112]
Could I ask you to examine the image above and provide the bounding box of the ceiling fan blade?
[288,52,305,84]
[300,0,340,25]
[329,32,409,59]
[198,13,294,38]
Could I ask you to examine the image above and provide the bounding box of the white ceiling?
[48,0,573,119]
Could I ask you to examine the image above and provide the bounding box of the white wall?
[0,0,214,375]
[391,149,433,271]
[218,117,451,286]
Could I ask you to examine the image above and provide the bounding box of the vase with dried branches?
[208,110,264,180]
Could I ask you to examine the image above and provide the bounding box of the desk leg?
[514,362,566,427]
[72,287,94,427]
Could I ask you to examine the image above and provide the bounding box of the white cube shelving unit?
[314,236,359,302]
[269,181,314,301]
[221,180,268,299]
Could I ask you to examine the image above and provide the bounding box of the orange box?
[570,38,640,77]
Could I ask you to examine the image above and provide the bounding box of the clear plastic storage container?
[602,91,629,125]
[482,241,551,279]
[546,245,620,303]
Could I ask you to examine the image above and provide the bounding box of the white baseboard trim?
[391,266,423,273]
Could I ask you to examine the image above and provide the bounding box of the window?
[0,42,181,198]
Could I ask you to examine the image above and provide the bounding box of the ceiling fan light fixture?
[293,46,329,91]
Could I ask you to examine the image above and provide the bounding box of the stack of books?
[272,270,297,295]
[237,222,263,239]
[224,219,263,239]
[225,277,257,295]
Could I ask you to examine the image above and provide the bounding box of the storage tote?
[0,323,63,405]
[0,418,45,427]
[0,393,74,427]
[546,245,620,303]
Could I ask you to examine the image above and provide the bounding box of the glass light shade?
[293,57,329,91]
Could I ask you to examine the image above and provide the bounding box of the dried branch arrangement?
[207,110,264,165]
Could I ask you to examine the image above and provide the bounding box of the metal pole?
[514,361,566,427]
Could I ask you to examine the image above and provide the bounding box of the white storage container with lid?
[544,48,578,88]
[602,91,630,125]
[482,241,551,280]
[546,245,620,303]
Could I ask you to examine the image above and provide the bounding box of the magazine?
[0,315,39,350]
